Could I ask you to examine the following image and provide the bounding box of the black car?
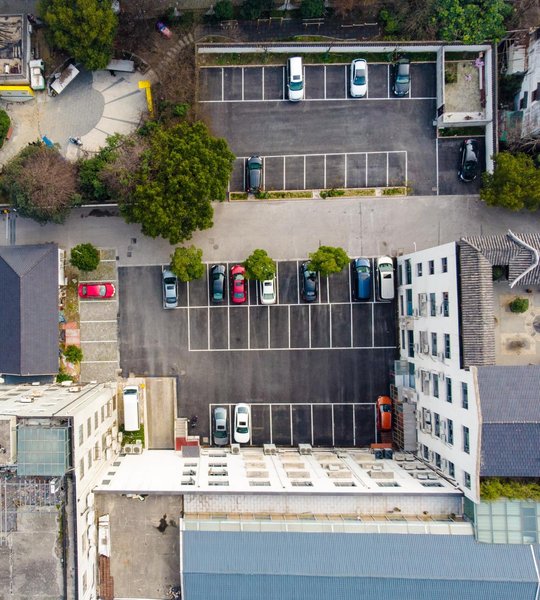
[458,139,480,182]
[392,58,410,97]
[300,262,318,303]
[246,155,263,193]
[210,264,226,303]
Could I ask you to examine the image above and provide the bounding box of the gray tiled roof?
[182,531,540,600]
[477,366,540,477]
[0,244,59,376]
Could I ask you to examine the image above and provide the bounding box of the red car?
[78,283,116,299]
[156,21,172,39]
[377,396,392,431]
[230,265,247,304]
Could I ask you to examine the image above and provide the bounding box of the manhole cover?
[533,316,540,333]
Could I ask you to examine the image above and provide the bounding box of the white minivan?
[377,256,395,300]
[286,57,304,102]
[123,386,140,432]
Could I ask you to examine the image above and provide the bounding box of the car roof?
[354,257,370,267]
[163,269,176,279]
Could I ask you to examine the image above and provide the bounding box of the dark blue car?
[352,258,371,301]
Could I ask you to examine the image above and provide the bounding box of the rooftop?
[0,15,28,82]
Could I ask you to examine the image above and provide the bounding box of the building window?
[405,259,412,284]
[78,425,84,446]
[434,413,440,437]
[435,453,441,469]
[444,334,451,359]
[94,412,99,430]
[447,419,453,445]
[79,459,84,480]
[407,330,414,358]
[107,400,112,417]
[463,426,470,454]
[448,461,455,478]
[398,263,403,286]
[406,289,413,316]
[433,374,439,398]
[87,417,92,437]
[423,445,429,460]
[428,260,434,274]
[441,257,448,273]
[462,383,469,409]
[417,263,423,277]
[446,377,452,403]
[401,329,406,351]
[442,291,449,317]
[431,332,437,356]
[464,472,471,489]
[399,294,404,316]
[430,293,436,316]
[87,450,92,470]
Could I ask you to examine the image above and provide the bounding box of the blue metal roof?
[181,531,540,600]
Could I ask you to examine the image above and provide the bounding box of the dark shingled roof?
[477,366,540,477]
[0,244,59,376]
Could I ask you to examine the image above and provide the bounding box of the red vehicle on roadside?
[230,265,247,304]
[78,283,116,299]
[377,396,392,431]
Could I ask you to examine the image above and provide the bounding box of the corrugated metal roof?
[182,531,540,599]
[481,423,540,477]
[0,244,59,376]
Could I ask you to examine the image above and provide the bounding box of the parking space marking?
[308,304,312,348]
[387,64,390,98]
[241,67,244,101]
[221,68,224,102]
[296,260,300,304]
[262,66,265,100]
[283,156,286,190]
[344,65,347,98]
[386,153,389,187]
[365,154,368,187]
[329,303,333,348]
[324,65,327,99]
[435,138,440,195]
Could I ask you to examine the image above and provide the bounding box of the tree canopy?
[70,243,100,272]
[244,249,276,281]
[1,144,80,224]
[120,121,235,245]
[170,246,205,282]
[437,0,511,44]
[308,246,349,277]
[40,0,117,70]
[480,152,540,211]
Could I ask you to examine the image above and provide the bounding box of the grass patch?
[382,187,407,196]
[439,126,485,137]
[320,188,345,199]
[322,188,377,197]
[121,424,145,446]
[200,51,437,67]
[481,478,540,501]
[263,190,313,199]
[230,191,248,200]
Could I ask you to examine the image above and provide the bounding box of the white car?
[286,56,304,102]
[234,404,251,444]
[350,59,368,98]
[377,256,395,300]
[259,277,277,305]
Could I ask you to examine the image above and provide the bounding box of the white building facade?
[396,242,481,502]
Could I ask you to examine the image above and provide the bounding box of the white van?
[286,57,304,102]
[377,256,395,300]
[123,386,140,431]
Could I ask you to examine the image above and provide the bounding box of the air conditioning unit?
[414,343,420,352]
[419,293,427,304]
[298,444,312,455]
[423,371,430,382]
[132,445,143,455]
[422,344,429,354]
[413,309,419,317]
[230,444,240,455]
[124,444,135,454]
[439,371,446,381]
[438,352,446,361]
[263,444,277,455]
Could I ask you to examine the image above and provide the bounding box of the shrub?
[320,188,345,199]
[170,246,205,282]
[56,371,73,383]
[244,249,276,281]
[308,245,349,277]
[64,345,83,364]
[0,109,10,146]
[300,0,325,18]
[70,243,100,272]
[509,297,529,313]
[214,0,234,20]
[378,8,401,35]
[481,478,540,501]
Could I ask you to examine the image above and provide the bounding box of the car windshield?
[237,426,248,433]
[379,263,393,272]
[357,266,369,273]
[289,81,303,91]
[263,293,273,299]
[215,429,227,438]
[381,405,391,413]
[124,389,137,395]
[234,291,244,298]
[464,161,477,173]
[248,163,261,170]
[98,286,106,296]
[164,276,176,284]
[214,292,223,300]
[354,70,366,85]
[397,69,409,83]
[233,274,244,282]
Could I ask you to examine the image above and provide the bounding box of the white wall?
[519,32,540,138]
[396,242,481,503]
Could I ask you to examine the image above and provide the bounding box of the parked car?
[392,58,410,97]
[300,263,318,303]
[78,282,115,298]
[259,277,277,305]
[350,58,368,98]
[156,21,172,38]
[212,406,229,446]
[234,403,251,444]
[246,156,263,193]
[230,265,247,304]
[377,396,392,431]
[377,256,394,300]
[352,258,371,301]
[210,264,226,304]
[162,269,178,309]
[458,139,480,182]
[286,56,304,102]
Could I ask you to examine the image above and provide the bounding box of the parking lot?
[200,62,484,195]
[118,260,397,447]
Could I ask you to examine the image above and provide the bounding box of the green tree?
[64,345,83,364]
[214,0,234,20]
[308,246,349,277]
[300,0,325,18]
[120,121,235,244]
[170,246,205,282]
[480,152,540,211]
[240,0,273,19]
[244,249,276,281]
[509,298,529,313]
[70,243,100,272]
[40,0,117,70]
[0,109,10,147]
[1,144,80,224]
[78,134,123,203]
[437,0,511,44]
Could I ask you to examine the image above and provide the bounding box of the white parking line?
[241,67,244,101]
[352,407,356,446]
[296,260,300,304]
[221,67,224,102]
[288,305,291,348]
[290,405,293,445]
[386,153,389,187]
[329,303,333,348]
[344,65,347,98]
[365,154,368,187]
[344,153,348,188]
[349,268,354,347]
[262,156,266,189]
[331,404,335,446]
[387,64,390,98]
[262,66,265,100]
[227,303,231,350]
[242,158,245,191]
[267,305,271,349]
[308,304,312,348]
[283,155,286,190]
[186,280,191,351]
[276,260,280,303]
[405,152,408,187]
[303,156,306,189]
[269,407,273,444]
[323,154,327,189]
[371,303,375,347]
[310,404,314,445]
[435,138,439,195]
[247,280,251,349]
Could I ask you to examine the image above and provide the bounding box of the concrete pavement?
[3,195,540,265]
